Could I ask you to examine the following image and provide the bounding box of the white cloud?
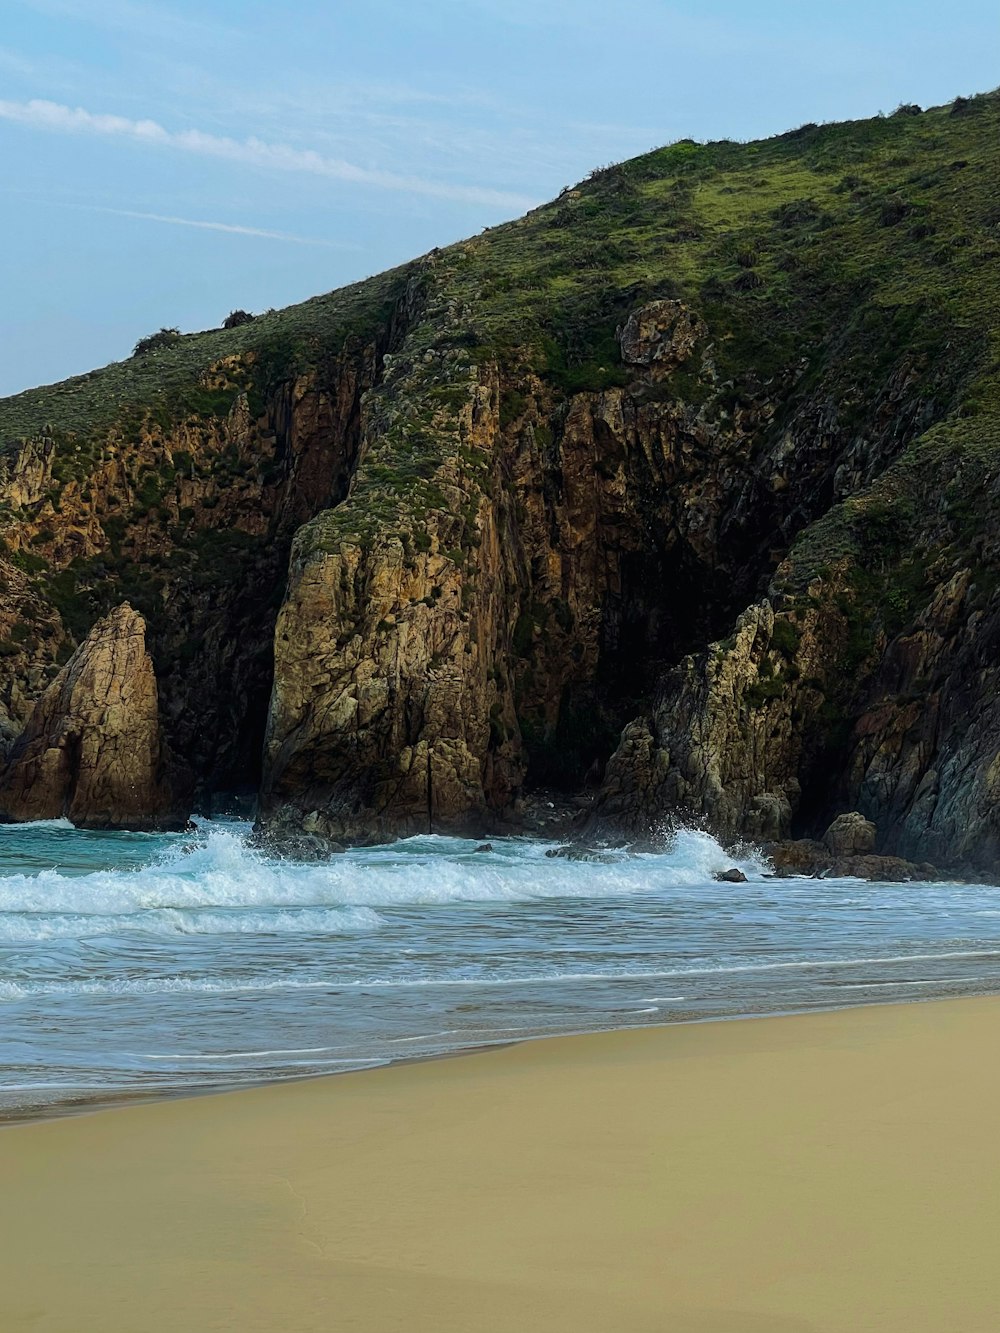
[86,207,363,248]
[0,97,536,210]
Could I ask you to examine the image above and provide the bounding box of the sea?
[1,817,998,1119]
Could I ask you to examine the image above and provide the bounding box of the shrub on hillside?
[223,309,255,329]
[132,327,182,357]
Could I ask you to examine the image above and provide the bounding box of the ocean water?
[0,817,998,1118]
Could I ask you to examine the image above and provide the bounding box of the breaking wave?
[1,815,996,1118]
[0,821,764,943]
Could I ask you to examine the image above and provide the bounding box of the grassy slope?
[2,91,998,660]
[460,92,999,393]
[0,267,410,450]
[5,92,997,444]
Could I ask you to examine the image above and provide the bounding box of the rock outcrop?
[0,604,179,830]
[765,839,942,882]
[591,600,816,843]
[617,299,707,373]
[259,351,513,845]
[590,481,1000,874]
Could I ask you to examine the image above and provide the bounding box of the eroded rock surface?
[617,300,707,372]
[0,604,179,829]
[823,812,877,857]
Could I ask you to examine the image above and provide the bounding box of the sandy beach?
[3,998,1000,1332]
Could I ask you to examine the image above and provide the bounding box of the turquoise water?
[1,818,998,1117]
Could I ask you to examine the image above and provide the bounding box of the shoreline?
[3,994,1000,1331]
[4,983,998,1128]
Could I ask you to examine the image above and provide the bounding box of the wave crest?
[0,822,763,943]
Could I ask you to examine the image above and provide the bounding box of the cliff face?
[256,275,972,851]
[0,287,406,816]
[593,455,1000,872]
[0,604,178,830]
[261,354,509,844]
[2,91,1000,869]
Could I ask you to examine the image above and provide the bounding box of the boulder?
[715,867,747,883]
[251,806,347,859]
[764,839,946,882]
[823,812,877,857]
[766,839,829,876]
[0,604,181,830]
[827,854,928,882]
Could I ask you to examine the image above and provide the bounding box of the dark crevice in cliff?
[168,289,423,810]
[515,302,972,804]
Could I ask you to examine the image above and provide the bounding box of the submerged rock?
[250,807,347,859]
[715,867,748,883]
[269,832,347,861]
[0,604,180,831]
[544,844,620,864]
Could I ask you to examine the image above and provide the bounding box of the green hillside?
[1,88,998,864]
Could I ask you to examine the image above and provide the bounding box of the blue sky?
[2,0,997,397]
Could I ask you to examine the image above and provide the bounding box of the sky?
[2,1,998,398]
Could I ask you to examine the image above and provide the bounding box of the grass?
[6,95,997,462]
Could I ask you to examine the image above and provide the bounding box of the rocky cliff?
[1,91,999,871]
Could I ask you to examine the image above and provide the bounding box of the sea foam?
[0,821,763,941]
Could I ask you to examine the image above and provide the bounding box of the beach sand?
[2,997,999,1332]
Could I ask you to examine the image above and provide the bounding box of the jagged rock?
[715,867,747,883]
[592,601,809,842]
[267,832,346,861]
[823,812,877,857]
[766,840,829,876]
[255,350,515,846]
[617,300,706,371]
[745,793,794,841]
[765,840,945,882]
[0,604,180,830]
[249,806,347,859]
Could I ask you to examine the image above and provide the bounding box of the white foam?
[0,822,769,943]
[131,1047,363,1061]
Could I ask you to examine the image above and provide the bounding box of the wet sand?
[3,997,1000,1332]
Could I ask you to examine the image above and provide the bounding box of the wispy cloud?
[85,206,361,248]
[14,0,240,49]
[0,98,536,210]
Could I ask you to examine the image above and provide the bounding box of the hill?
[1,89,998,869]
